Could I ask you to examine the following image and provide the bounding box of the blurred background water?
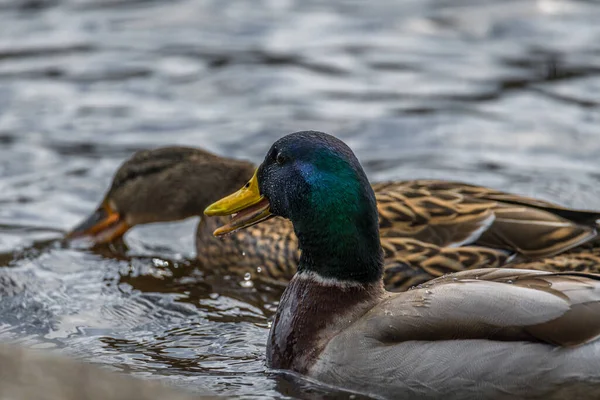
[0,0,599,398]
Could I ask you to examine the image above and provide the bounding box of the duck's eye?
[276,153,287,165]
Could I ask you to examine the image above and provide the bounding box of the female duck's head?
[205,131,383,284]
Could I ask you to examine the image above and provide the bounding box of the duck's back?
[309,269,600,399]
[374,180,600,257]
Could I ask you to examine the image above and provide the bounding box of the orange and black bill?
[66,201,130,244]
[204,170,273,237]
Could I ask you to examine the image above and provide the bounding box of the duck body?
[70,146,600,291]
[289,270,600,400]
[206,131,600,399]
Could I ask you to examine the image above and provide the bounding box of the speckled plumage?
[70,146,600,291]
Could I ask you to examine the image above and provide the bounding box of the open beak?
[204,169,273,237]
[66,201,130,244]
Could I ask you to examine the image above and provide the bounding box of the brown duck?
[68,146,600,291]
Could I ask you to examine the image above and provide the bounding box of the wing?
[510,245,600,274]
[381,238,511,291]
[373,180,600,259]
[381,238,600,292]
[362,268,600,347]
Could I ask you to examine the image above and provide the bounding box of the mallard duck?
[68,147,600,291]
[204,131,600,399]
[0,344,213,400]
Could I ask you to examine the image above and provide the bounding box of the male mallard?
[68,147,600,291]
[205,131,600,399]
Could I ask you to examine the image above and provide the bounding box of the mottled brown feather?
[73,148,600,292]
[373,180,598,258]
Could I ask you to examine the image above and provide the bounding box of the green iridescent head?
[206,131,383,284]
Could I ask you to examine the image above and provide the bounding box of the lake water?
[0,0,599,398]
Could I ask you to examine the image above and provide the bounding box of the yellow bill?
[204,169,273,236]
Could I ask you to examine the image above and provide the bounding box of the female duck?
[205,131,600,399]
[69,146,600,290]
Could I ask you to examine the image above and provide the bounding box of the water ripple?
[0,0,599,398]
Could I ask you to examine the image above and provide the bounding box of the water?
[0,0,599,398]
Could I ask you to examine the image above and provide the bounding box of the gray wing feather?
[363,269,600,346]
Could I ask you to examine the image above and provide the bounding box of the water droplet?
[244,272,251,281]
[475,276,479,280]
[256,267,262,273]
[242,251,246,256]
[240,280,254,288]
[506,280,513,284]
[152,258,168,267]
[452,277,458,281]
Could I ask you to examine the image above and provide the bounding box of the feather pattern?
[68,147,600,292]
[199,179,600,291]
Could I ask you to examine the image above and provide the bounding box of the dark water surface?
[0,0,599,398]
